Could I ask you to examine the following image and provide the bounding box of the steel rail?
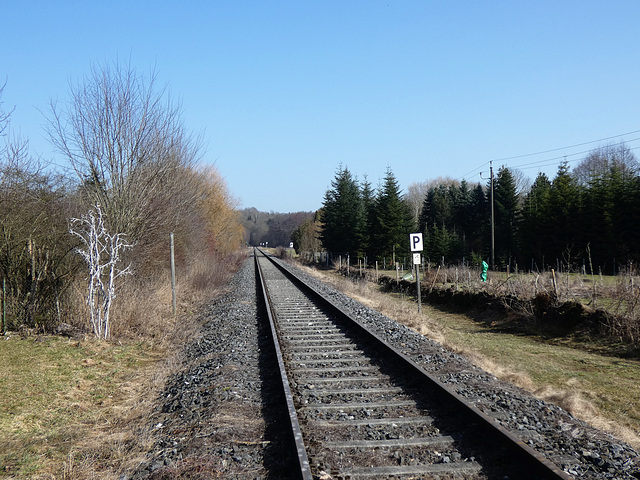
[254,250,312,480]
[257,248,573,480]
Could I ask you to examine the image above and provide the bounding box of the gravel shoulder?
[131,255,640,480]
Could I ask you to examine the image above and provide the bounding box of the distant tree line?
[241,208,314,247]
[416,144,640,274]
[301,143,640,274]
[520,144,640,274]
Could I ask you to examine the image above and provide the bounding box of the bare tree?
[0,134,75,329]
[0,79,14,138]
[573,142,639,186]
[197,167,244,253]
[70,205,132,339]
[46,61,202,248]
[509,167,531,205]
[405,181,429,226]
[406,177,464,226]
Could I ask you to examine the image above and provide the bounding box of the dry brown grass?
[0,250,247,479]
[58,347,171,479]
[0,335,166,479]
[368,263,640,346]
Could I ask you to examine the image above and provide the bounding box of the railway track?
[255,248,573,480]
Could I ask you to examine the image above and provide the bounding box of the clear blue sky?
[4,1,640,213]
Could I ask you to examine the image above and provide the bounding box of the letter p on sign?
[410,233,423,252]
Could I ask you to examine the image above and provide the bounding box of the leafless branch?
[70,205,132,339]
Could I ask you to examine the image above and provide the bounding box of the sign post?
[409,233,423,314]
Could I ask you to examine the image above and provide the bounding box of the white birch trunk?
[70,205,132,340]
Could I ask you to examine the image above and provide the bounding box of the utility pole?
[490,161,495,270]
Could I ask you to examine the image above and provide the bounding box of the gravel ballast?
[132,254,640,479]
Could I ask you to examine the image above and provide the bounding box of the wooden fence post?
[170,233,176,319]
[1,277,5,334]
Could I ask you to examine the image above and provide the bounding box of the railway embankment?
[129,256,640,479]
[378,274,639,357]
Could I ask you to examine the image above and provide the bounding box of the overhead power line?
[461,129,640,181]
[488,129,640,164]
[515,143,640,172]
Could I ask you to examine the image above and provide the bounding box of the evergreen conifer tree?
[319,166,363,257]
[373,168,415,263]
[360,175,377,262]
[520,172,551,270]
[548,162,581,268]
[468,183,488,260]
[493,166,520,266]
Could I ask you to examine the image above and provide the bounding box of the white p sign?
[410,233,423,252]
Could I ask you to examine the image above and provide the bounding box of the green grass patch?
[393,302,640,448]
[0,335,158,478]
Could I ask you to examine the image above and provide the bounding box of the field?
[357,261,640,347]
[0,336,168,478]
